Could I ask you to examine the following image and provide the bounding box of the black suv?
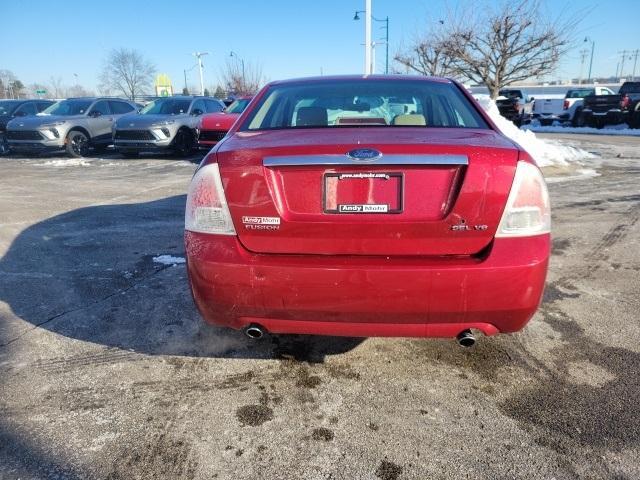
[0,99,54,154]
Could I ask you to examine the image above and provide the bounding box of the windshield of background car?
[41,100,93,116]
[242,80,489,130]
[140,99,192,115]
[0,101,18,115]
[567,89,595,98]
[226,98,251,114]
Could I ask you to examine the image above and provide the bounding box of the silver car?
[6,97,138,157]
[113,96,224,157]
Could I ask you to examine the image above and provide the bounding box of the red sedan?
[197,96,252,149]
[185,75,550,346]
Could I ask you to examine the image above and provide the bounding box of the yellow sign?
[155,73,173,97]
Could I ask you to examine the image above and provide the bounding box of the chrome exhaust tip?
[244,324,265,339]
[457,329,476,348]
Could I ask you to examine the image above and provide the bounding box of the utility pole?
[618,50,628,81]
[579,49,589,84]
[632,49,640,81]
[193,51,209,96]
[365,0,372,74]
[230,52,246,92]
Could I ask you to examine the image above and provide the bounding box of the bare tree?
[48,76,66,98]
[440,0,579,98]
[99,48,155,99]
[0,69,18,98]
[395,33,453,77]
[219,59,265,96]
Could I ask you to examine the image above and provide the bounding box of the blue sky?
[1,0,639,92]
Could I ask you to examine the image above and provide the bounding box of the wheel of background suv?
[572,108,584,127]
[66,130,90,158]
[173,129,194,157]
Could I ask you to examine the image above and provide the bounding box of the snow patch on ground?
[39,159,91,167]
[523,124,640,136]
[475,94,596,167]
[153,255,186,266]
[545,168,600,184]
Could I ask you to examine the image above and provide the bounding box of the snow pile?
[39,158,91,167]
[474,94,595,167]
[523,124,640,136]
[153,255,186,266]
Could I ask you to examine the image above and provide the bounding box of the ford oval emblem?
[347,148,382,162]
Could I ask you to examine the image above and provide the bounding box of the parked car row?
[1,95,252,158]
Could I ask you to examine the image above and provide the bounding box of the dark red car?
[197,96,252,149]
[185,75,550,346]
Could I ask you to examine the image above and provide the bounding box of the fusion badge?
[242,216,281,230]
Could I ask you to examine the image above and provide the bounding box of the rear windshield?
[499,90,523,98]
[619,82,640,94]
[566,89,594,98]
[241,80,489,131]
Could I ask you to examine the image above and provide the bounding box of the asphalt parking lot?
[1,136,639,480]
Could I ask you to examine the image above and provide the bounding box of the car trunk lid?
[216,128,518,256]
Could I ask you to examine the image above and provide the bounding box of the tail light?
[496,160,550,237]
[185,161,236,235]
[563,100,569,110]
[620,94,630,109]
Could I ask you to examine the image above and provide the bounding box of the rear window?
[566,89,594,98]
[242,80,489,131]
[619,82,640,94]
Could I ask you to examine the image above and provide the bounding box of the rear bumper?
[185,233,550,338]
[582,109,626,124]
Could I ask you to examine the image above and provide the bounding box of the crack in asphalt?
[0,264,173,349]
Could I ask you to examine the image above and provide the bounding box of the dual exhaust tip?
[244,324,476,347]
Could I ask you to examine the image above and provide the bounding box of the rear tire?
[66,130,90,158]
[571,108,584,127]
[172,129,194,157]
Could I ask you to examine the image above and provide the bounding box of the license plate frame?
[322,172,404,214]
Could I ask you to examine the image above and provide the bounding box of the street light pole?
[365,0,372,74]
[230,51,246,91]
[354,10,390,74]
[584,37,595,84]
[193,51,209,96]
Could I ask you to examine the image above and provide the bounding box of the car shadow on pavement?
[0,195,362,362]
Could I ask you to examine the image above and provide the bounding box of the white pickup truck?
[532,87,616,126]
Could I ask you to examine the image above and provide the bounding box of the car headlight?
[150,120,175,127]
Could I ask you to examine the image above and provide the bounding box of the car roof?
[0,99,50,103]
[267,74,453,87]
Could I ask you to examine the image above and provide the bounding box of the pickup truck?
[496,89,534,126]
[532,87,615,126]
[581,82,640,128]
